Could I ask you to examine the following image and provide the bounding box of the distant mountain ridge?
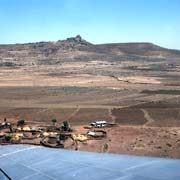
[0,35,180,68]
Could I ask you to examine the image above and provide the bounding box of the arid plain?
[0,36,180,158]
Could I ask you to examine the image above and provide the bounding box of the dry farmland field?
[0,37,180,158]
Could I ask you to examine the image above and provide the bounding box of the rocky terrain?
[0,35,180,158]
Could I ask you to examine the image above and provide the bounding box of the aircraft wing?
[0,145,180,180]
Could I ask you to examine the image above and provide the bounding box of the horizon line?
[0,36,179,51]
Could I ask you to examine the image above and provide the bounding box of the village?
[0,117,115,151]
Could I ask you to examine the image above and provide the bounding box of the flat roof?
[0,145,180,180]
[93,121,107,124]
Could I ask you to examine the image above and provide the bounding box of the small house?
[90,120,107,128]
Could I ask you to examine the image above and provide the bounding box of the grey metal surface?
[0,170,9,180]
[0,145,180,180]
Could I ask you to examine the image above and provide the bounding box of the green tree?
[17,120,25,126]
[52,119,57,126]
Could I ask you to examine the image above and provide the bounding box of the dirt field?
[0,44,180,158]
[0,81,179,158]
[72,125,180,159]
[67,108,109,125]
[111,108,147,125]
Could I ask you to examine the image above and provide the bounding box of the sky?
[0,0,180,49]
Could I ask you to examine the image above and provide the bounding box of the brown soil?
[68,108,109,125]
[0,43,180,158]
[111,108,147,125]
[147,108,180,127]
[64,125,180,159]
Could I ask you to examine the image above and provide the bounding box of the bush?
[17,120,25,126]
[52,119,57,126]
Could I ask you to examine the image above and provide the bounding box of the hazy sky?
[0,0,179,49]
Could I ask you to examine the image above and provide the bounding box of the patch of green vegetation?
[141,89,180,95]
[103,143,109,152]
[48,86,98,92]
[164,83,180,86]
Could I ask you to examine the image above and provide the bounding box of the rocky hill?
[0,35,180,68]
